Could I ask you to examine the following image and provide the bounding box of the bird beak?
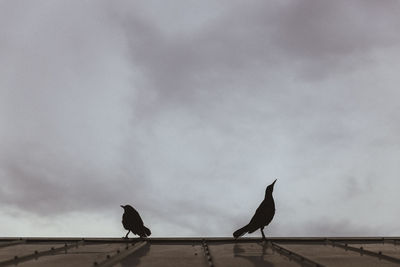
[120,205,124,208]
[272,179,277,186]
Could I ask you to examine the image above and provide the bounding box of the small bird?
[233,179,277,240]
[121,204,151,238]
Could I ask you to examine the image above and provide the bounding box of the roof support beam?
[93,241,147,267]
[327,240,400,264]
[269,242,325,267]
[202,239,215,267]
[0,239,26,248]
[383,238,400,246]
[0,241,84,266]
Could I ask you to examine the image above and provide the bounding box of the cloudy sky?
[1,0,400,237]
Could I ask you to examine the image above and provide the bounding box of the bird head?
[265,179,277,195]
[120,205,130,210]
[120,204,135,212]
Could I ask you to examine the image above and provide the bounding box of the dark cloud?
[120,0,400,110]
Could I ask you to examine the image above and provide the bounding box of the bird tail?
[233,224,250,239]
[143,226,151,237]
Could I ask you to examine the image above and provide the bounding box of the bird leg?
[124,230,130,239]
[260,227,266,241]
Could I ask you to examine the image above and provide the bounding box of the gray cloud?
[1,0,400,237]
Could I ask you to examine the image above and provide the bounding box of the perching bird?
[233,179,276,240]
[121,205,151,238]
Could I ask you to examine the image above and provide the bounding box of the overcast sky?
[1,0,400,237]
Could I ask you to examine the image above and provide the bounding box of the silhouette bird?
[233,179,277,240]
[121,204,151,238]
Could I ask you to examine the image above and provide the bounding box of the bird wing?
[129,208,144,225]
[254,206,266,222]
[247,202,267,230]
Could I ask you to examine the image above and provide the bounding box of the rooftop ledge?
[1,237,400,267]
[1,236,400,242]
